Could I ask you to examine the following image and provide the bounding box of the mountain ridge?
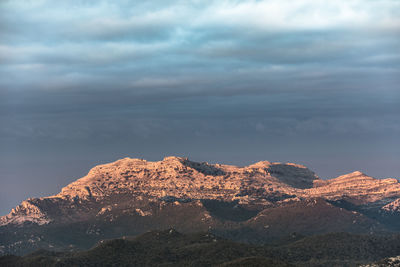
[3,156,399,227]
[1,156,399,256]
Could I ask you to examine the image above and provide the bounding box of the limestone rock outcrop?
[1,156,399,256]
[304,171,400,203]
[382,198,400,212]
[1,156,399,227]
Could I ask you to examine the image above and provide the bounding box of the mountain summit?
[1,157,399,255]
[57,156,319,199]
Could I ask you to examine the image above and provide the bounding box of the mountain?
[1,156,399,256]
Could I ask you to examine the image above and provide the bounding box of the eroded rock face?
[382,198,400,212]
[56,156,317,204]
[1,157,399,227]
[0,200,50,226]
[0,156,399,256]
[304,171,400,203]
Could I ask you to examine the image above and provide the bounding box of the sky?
[0,0,399,215]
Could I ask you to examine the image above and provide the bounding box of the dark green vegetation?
[2,229,400,267]
[200,199,260,221]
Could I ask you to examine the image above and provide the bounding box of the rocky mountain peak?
[1,158,399,259]
[0,199,50,226]
[162,156,187,162]
[305,171,400,203]
[1,156,399,230]
[382,198,400,212]
[247,160,272,168]
[335,170,367,179]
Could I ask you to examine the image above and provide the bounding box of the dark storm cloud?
[1,0,399,100]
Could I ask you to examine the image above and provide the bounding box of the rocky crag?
[1,156,399,255]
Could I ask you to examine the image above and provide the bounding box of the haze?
[0,0,399,215]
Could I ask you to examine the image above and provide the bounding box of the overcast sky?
[1,0,399,215]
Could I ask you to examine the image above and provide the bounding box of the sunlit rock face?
[305,171,400,203]
[382,198,400,212]
[0,200,50,226]
[1,157,400,227]
[55,156,319,202]
[0,156,399,256]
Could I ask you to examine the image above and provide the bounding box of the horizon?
[1,0,399,216]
